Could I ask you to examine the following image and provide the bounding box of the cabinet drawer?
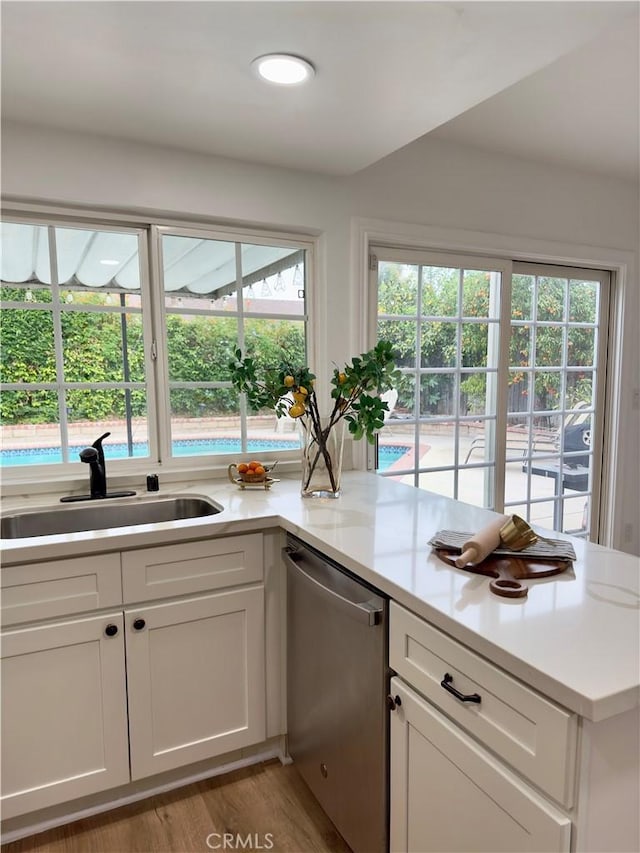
[122,534,263,603]
[389,602,577,807]
[1,553,122,627]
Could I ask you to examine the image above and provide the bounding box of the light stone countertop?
[2,471,639,722]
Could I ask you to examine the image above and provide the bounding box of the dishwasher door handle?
[283,548,383,626]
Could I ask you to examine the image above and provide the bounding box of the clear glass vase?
[300,417,344,498]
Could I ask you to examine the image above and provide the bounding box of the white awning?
[0,223,303,298]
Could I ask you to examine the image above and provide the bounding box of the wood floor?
[1,761,352,853]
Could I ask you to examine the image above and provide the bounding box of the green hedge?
[0,292,306,424]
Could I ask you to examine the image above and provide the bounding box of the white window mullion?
[491,264,511,512]
[148,224,171,464]
[236,241,249,453]
[47,225,70,464]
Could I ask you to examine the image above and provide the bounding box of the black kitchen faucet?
[60,432,136,502]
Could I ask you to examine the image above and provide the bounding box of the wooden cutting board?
[434,548,571,598]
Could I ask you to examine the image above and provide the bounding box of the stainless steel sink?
[1,495,223,539]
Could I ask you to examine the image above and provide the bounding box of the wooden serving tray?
[434,548,571,598]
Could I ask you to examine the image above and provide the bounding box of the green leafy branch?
[229,340,399,446]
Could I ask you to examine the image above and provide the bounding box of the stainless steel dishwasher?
[284,534,389,853]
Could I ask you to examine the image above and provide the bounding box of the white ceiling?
[1,1,638,180]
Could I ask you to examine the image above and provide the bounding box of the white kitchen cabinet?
[125,586,265,779]
[389,601,574,853]
[1,533,268,823]
[0,612,130,820]
[389,676,571,853]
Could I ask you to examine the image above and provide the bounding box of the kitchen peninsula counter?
[2,471,639,723]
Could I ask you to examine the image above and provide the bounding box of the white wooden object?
[1,553,122,627]
[389,676,571,853]
[390,601,577,806]
[0,613,130,819]
[125,586,266,779]
[121,534,263,602]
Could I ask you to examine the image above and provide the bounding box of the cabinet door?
[1,613,130,820]
[125,587,266,779]
[390,677,571,853]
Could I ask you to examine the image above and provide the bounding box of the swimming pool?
[1,440,411,471]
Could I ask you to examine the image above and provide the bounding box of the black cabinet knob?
[104,623,118,637]
[133,618,146,631]
[386,694,402,711]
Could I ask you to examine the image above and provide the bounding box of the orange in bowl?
[228,460,268,483]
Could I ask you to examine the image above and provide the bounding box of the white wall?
[2,121,638,552]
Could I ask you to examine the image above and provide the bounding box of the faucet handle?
[80,447,99,463]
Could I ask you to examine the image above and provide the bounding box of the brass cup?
[499,514,538,551]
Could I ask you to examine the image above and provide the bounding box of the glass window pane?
[396,373,416,417]
[566,371,594,408]
[1,222,50,290]
[169,388,239,454]
[461,323,489,367]
[418,469,454,499]
[458,467,494,509]
[166,313,238,383]
[162,235,235,298]
[421,266,458,317]
[461,420,495,464]
[567,327,595,367]
[61,312,144,383]
[243,318,306,371]
[510,325,531,368]
[569,280,598,323]
[419,422,455,467]
[169,389,300,457]
[533,371,562,412]
[420,373,455,416]
[507,370,531,416]
[378,262,418,315]
[535,326,564,367]
[241,243,305,317]
[66,289,141,309]
[511,274,533,321]
[0,283,52,303]
[421,321,455,368]
[536,277,567,321]
[0,391,62,466]
[379,319,417,367]
[505,414,559,462]
[461,372,493,417]
[0,308,56,382]
[377,438,414,473]
[170,388,239,440]
[65,389,148,459]
[461,270,491,318]
[55,227,140,289]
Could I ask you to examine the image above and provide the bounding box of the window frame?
[1,207,317,486]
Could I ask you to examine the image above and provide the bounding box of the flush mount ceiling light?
[252,53,315,85]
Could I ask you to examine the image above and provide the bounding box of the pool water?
[1,440,411,471]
